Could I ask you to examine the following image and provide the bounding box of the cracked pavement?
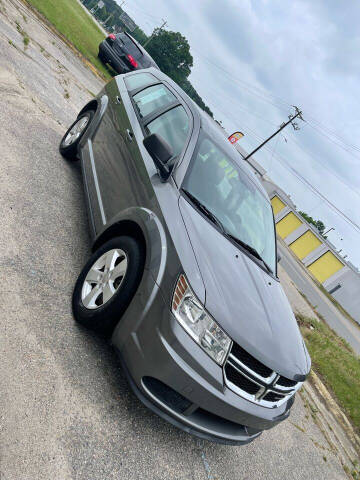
[0,1,350,479]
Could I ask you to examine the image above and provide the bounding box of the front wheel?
[59,110,94,160]
[72,236,145,335]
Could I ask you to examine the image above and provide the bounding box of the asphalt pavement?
[0,1,350,479]
[278,242,360,355]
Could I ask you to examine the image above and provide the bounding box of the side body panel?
[79,73,205,308]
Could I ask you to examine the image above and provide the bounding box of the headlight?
[172,274,232,365]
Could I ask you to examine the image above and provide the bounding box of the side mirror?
[277,251,282,263]
[143,133,174,181]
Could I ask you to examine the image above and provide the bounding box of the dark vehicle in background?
[98,32,158,74]
[59,68,311,445]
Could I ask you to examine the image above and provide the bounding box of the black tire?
[72,236,145,335]
[59,110,94,160]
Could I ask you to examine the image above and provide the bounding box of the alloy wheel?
[81,248,128,309]
[63,116,90,146]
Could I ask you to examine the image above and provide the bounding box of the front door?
[90,78,143,231]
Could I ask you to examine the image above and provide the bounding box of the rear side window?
[133,84,176,118]
[145,106,190,158]
[120,33,143,59]
[125,73,157,91]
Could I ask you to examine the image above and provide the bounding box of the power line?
[239,127,360,233]
[142,19,167,47]
[305,120,360,160]
[268,134,280,174]
[123,5,360,156]
[190,48,360,157]
[205,85,360,201]
[243,107,304,161]
[306,115,360,152]
[190,48,291,113]
[212,100,360,232]
[280,130,360,199]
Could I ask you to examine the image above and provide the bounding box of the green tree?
[146,29,193,84]
[96,6,108,22]
[299,211,327,238]
[179,78,213,117]
[131,27,148,46]
[315,220,326,236]
[85,0,97,9]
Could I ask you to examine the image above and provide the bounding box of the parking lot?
[0,1,349,479]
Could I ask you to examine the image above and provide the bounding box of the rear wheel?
[59,110,94,160]
[72,236,145,335]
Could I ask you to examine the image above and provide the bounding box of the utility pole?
[103,13,113,27]
[143,19,167,48]
[243,106,304,161]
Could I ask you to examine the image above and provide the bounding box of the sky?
[121,0,360,268]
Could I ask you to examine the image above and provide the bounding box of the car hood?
[179,196,310,380]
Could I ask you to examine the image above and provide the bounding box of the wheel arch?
[78,94,109,149]
[92,219,146,255]
[92,208,169,287]
[77,100,99,117]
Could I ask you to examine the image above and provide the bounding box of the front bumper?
[111,272,294,445]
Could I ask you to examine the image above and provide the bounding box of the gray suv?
[59,68,311,445]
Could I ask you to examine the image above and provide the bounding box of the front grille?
[277,376,297,388]
[231,342,273,378]
[263,391,285,403]
[225,364,260,395]
[224,342,302,407]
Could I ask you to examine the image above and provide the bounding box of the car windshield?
[182,133,276,273]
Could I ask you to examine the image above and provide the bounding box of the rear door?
[89,72,192,232]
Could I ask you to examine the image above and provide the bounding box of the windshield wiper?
[181,189,225,232]
[181,189,273,274]
[225,233,273,274]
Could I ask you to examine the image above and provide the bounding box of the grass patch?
[25,0,111,78]
[15,20,29,48]
[297,314,360,433]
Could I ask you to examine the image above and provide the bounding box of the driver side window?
[145,106,190,159]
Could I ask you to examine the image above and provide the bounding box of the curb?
[301,371,359,468]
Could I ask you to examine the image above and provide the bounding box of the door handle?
[126,129,134,142]
[115,95,122,104]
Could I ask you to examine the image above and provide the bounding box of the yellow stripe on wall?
[271,196,286,215]
[289,230,322,260]
[307,251,344,283]
[275,212,303,239]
